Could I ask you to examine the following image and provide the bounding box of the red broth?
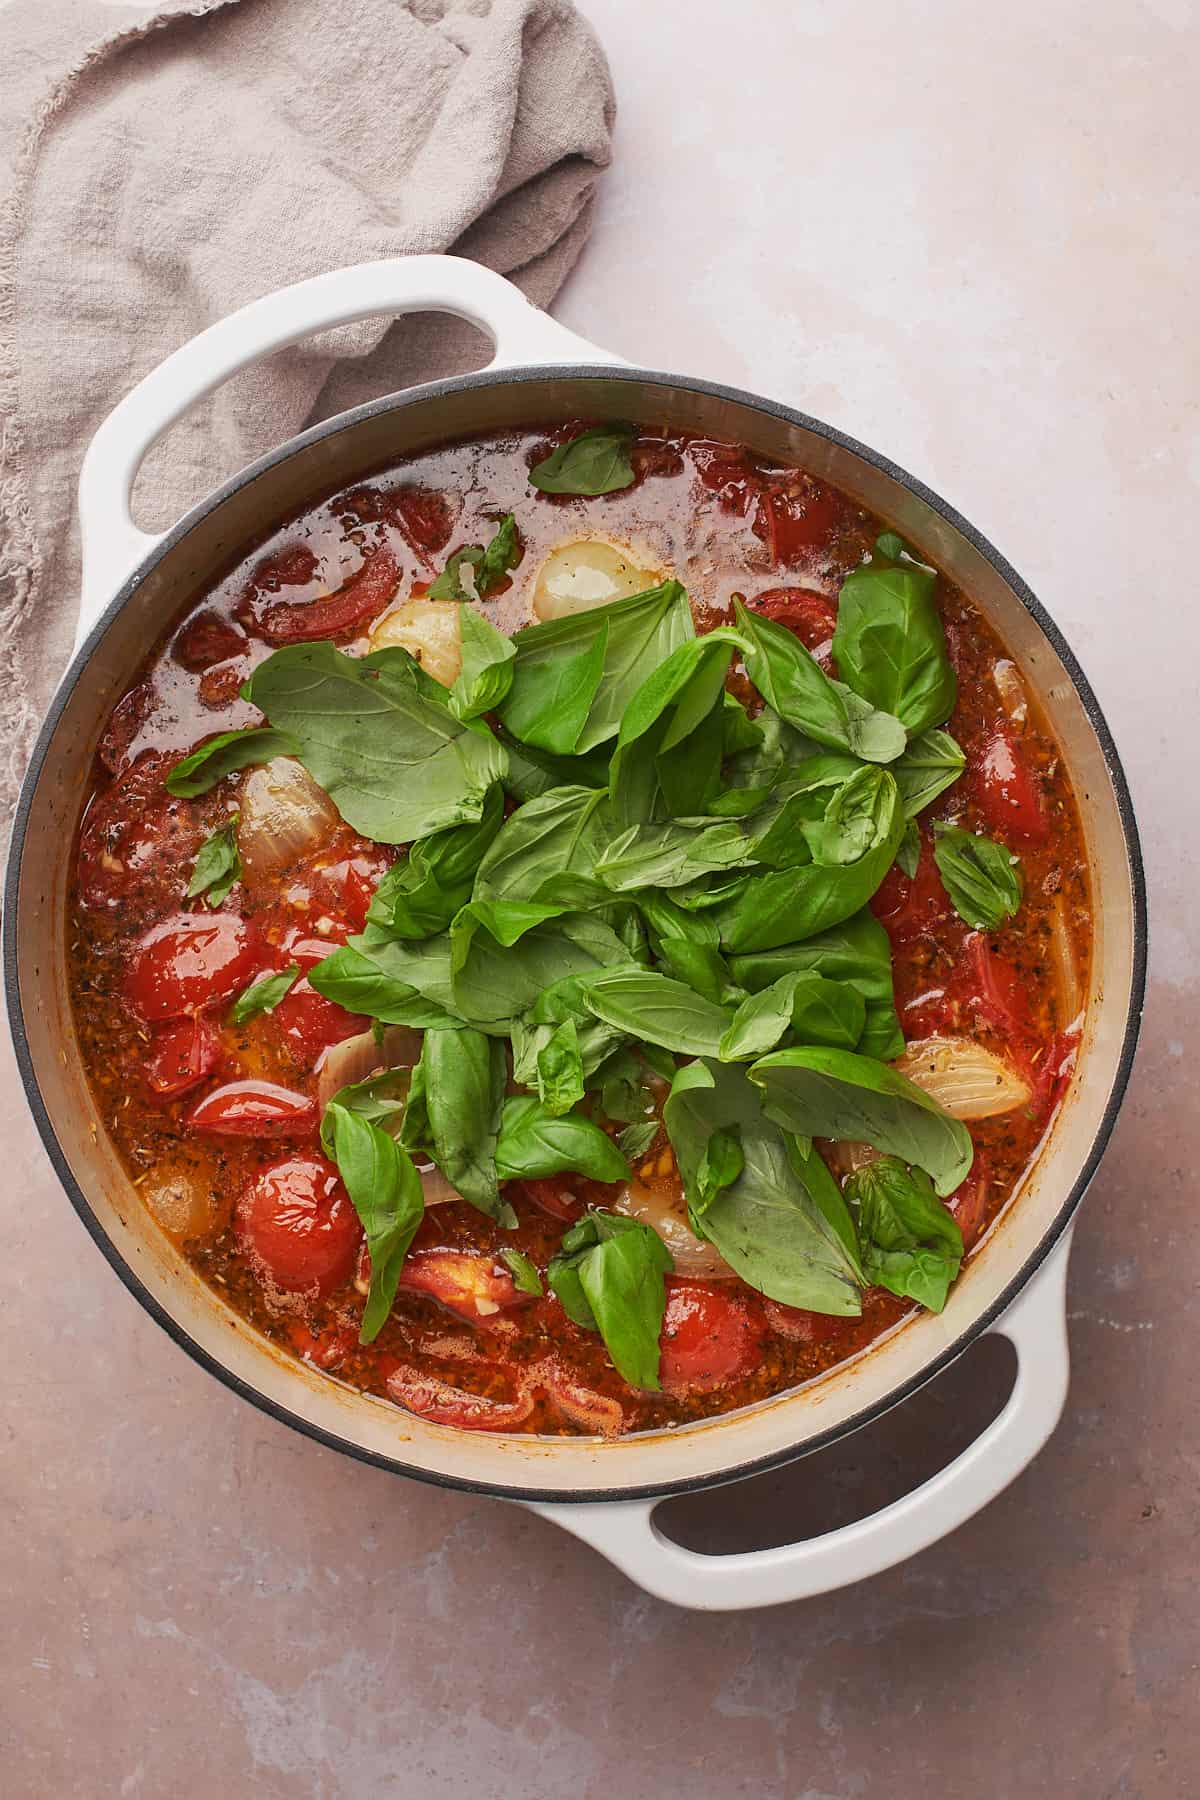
[67,427,1091,1436]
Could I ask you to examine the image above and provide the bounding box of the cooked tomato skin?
[172,610,248,672]
[269,977,367,1068]
[518,1177,584,1223]
[870,831,953,949]
[658,1277,766,1395]
[396,1248,532,1325]
[237,1156,361,1296]
[973,720,1049,844]
[254,545,400,644]
[125,913,263,1022]
[143,1013,222,1098]
[76,751,204,913]
[748,585,838,649]
[187,1080,318,1137]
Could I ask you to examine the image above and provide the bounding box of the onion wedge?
[894,1034,1032,1119]
[612,1177,734,1278]
[238,757,339,883]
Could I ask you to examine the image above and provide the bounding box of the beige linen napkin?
[0,0,614,823]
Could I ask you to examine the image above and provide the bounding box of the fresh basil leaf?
[749,1046,974,1196]
[664,1060,864,1313]
[832,564,956,736]
[719,970,866,1062]
[166,727,299,797]
[722,692,764,756]
[591,1045,650,1122]
[324,1103,424,1343]
[896,818,921,879]
[227,964,300,1025]
[186,816,242,906]
[451,910,632,1030]
[429,514,521,600]
[617,1119,659,1160]
[892,729,966,818]
[713,772,904,952]
[495,1097,631,1183]
[547,1210,672,1389]
[535,1017,586,1116]
[846,1155,964,1312]
[241,641,506,843]
[529,423,636,495]
[448,607,516,721]
[636,888,721,952]
[500,1247,543,1296]
[608,631,744,825]
[500,582,694,756]
[692,1127,744,1221]
[495,727,612,801]
[656,937,741,1006]
[802,766,895,868]
[595,816,759,891]
[427,544,484,601]
[932,822,1023,931]
[727,704,819,791]
[729,908,896,1001]
[873,530,908,561]
[408,1027,513,1225]
[473,786,614,904]
[318,1069,411,1150]
[366,785,504,941]
[584,970,734,1058]
[734,601,906,763]
[308,934,459,1028]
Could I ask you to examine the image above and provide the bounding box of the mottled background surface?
[3,2,1195,1795]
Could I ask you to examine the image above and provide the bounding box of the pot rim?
[3,363,1149,1503]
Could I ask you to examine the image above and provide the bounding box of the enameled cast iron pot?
[4,258,1147,1610]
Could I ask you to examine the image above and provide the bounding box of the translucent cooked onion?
[141,1173,221,1241]
[531,537,663,622]
[894,1034,1032,1119]
[992,658,1029,726]
[368,597,462,686]
[1048,896,1084,1031]
[612,1177,734,1278]
[238,757,340,882]
[820,1139,882,1179]
[314,1026,423,1111]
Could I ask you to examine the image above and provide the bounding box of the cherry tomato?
[77,751,205,912]
[269,977,367,1068]
[396,1249,533,1326]
[518,1177,584,1223]
[286,1318,359,1372]
[125,912,262,1022]
[143,1013,222,1099]
[236,1156,361,1296]
[752,477,844,566]
[692,441,765,515]
[537,1357,624,1435]
[946,1158,991,1251]
[658,1277,766,1396]
[255,545,400,645]
[172,610,248,672]
[972,720,1049,845]
[97,682,154,774]
[187,1079,317,1137]
[870,831,953,949]
[748,585,838,650]
[391,487,456,560]
[384,1363,535,1431]
[958,931,1035,1040]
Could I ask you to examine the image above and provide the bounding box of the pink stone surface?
[2,4,1196,1794]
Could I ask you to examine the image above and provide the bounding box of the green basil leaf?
[529,423,636,495]
[892,728,966,818]
[595,817,759,891]
[449,606,517,721]
[727,704,819,791]
[318,1069,411,1151]
[728,908,896,1001]
[656,937,741,1006]
[427,544,484,601]
[547,1210,672,1389]
[691,1127,744,1221]
[495,1097,631,1183]
[719,970,866,1061]
[713,772,904,952]
[495,727,612,801]
[186,816,242,906]
[734,601,906,763]
[429,515,521,600]
[802,766,896,868]
[896,819,921,879]
[749,1046,974,1196]
[874,530,908,561]
[932,822,1023,931]
[308,935,459,1028]
[536,1017,586,1116]
[473,786,614,904]
[636,888,721,952]
[166,728,299,798]
[227,964,300,1025]
[366,784,504,941]
[617,1119,659,1160]
[846,1155,964,1312]
[324,1103,424,1343]
[608,631,744,825]
[664,1060,863,1313]
[409,1027,512,1225]
[584,970,734,1058]
[722,692,764,756]
[832,564,956,736]
[451,909,632,1030]
[500,582,694,756]
[241,641,506,843]
[500,1247,544,1296]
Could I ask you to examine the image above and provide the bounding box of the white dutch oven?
[4,257,1146,1610]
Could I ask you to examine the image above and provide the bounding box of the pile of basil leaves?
[172,429,1025,1395]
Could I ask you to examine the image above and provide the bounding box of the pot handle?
[527,1227,1073,1611]
[75,255,623,650]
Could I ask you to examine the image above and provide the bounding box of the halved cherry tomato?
[97,682,154,774]
[537,1357,624,1436]
[236,1155,361,1296]
[870,832,953,949]
[396,1248,533,1325]
[946,1156,991,1251]
[518,1177,584,1223]
[748,585,838,650]
[254,545,400,644]
[958,931,1035,1040]
[286,1318,359,1371]
[763,1298,858,1346]
[658,1277,766,1395]
[391,487,456,561]
[77,751,205,912]
[692,440,765,515]
[187,1080,317,1137]
[269,977,368,1068]
[172,610,248,672]
[752,477,844,566]
[972,720,1049,845]
[384,1363,534,1431]
[143,1013,222,1099]
[125,913,262,1022]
